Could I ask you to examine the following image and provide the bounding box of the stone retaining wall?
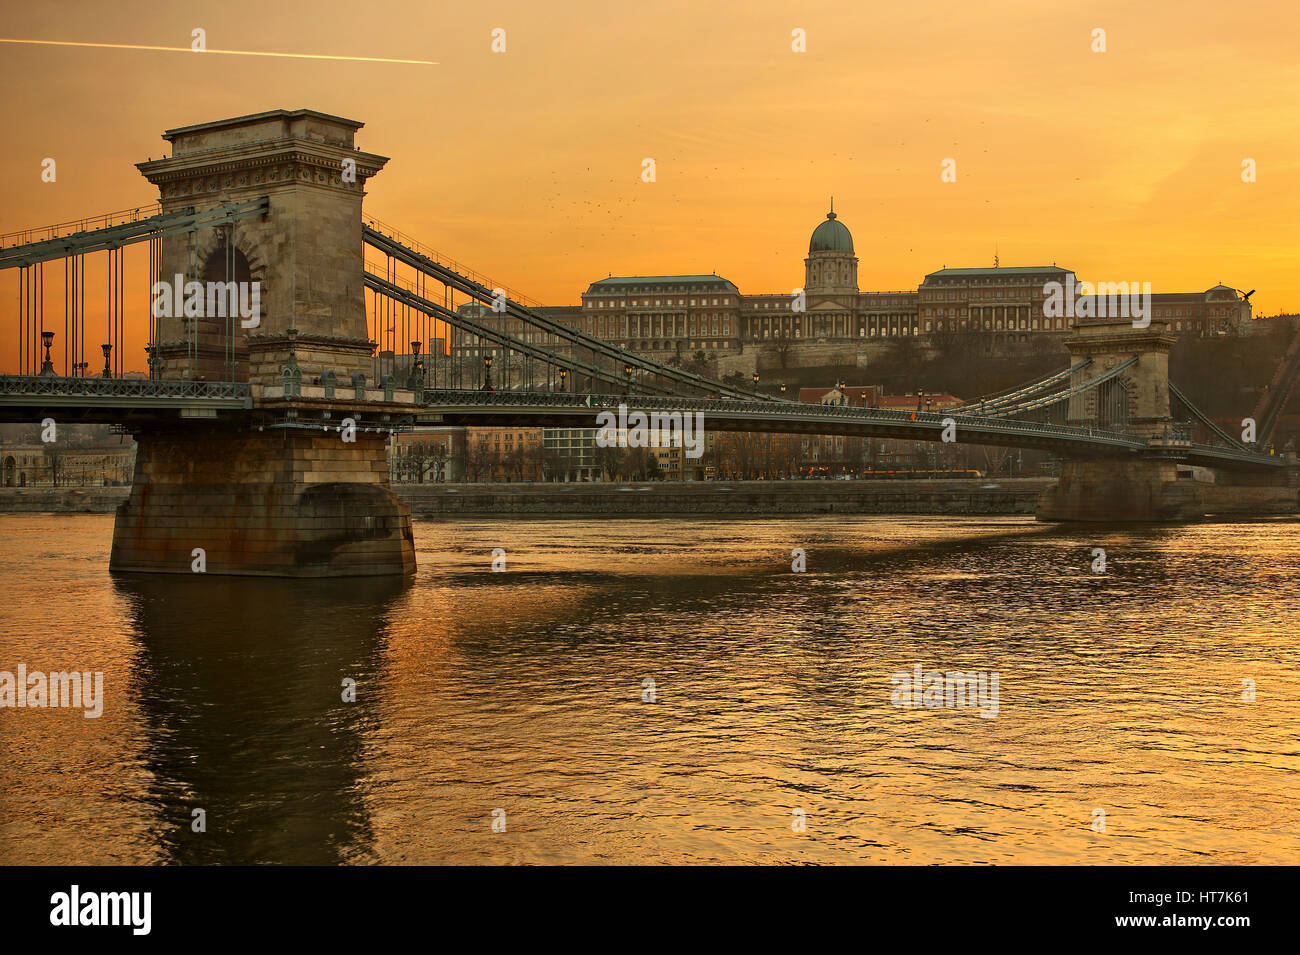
[395,478,1055,517]
[12,477,1290,521]
[0,487,130,512]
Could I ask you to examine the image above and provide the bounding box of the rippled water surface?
[1,513,1297,864]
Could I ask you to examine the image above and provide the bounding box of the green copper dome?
[809,210,853,253]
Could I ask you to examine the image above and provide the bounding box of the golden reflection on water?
[1,514,1297,864]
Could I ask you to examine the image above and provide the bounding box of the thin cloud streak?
[0,37,436,64]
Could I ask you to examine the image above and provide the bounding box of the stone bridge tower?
[111,110,415,578]
[1063,315,1176,438]
[137,109,388,385]
[1038,313,1202,522]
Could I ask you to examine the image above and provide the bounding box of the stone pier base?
[1036,458,1206,523]
[110,425,415,576]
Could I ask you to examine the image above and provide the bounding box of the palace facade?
[544,205,1252,356]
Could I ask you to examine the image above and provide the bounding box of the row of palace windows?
[926,318,1068,331]
[744,327,921,338]
[586,296,734,308]
[634,340,729,351]
[585,316,1224,339]
[587,294,945,311]
[923,305,1236,319]
[590,283,731,294]
[923,288,1052,302]
[925,276,1058,287]
[590,317,732,335]
[742,297,914,309]
[733,318,1240,335]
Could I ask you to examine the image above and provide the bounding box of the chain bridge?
[0,109,1293,575]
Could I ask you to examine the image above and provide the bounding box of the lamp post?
[408,341,424,392]
[780,383,787,396]
[101,344,112,378]
[482,352,493,391]
[558,368,568,393]
[926,395,936,469]
[39,331,55,376]
[624,362,634,395]
[752,371,760,388]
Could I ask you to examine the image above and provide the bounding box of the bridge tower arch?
[189,231,258,381]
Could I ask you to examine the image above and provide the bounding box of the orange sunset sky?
[1,0,1298,373]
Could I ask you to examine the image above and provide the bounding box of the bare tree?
[465,443,497,482]
[594,443,622,482]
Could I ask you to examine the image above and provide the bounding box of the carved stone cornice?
[1063,332,1177,354]
[138,142,388,198]
[247,332,376,355]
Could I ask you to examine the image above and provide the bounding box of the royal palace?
[513,203,1254,361]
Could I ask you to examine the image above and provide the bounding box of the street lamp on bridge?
[409,341,424,391]
[482,352,493,391]
[101,344,112,378]
[624,362,635,394]
[558,368,568,393]
[39,332,55,377]
[145,344,161,381]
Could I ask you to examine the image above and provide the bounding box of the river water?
[0,513,1297,865]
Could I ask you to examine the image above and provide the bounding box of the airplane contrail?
[0,37,436,64]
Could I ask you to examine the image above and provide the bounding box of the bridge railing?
[420,389,1144,445]
[0,375,250,401]
[0,203,163,248]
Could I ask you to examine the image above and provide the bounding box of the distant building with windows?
[918,266,1074,338]
[1,442,135,487]
[526,204,1253,358]
[579,275,740,354]
[391,427,464,483]
[543,427,599,481]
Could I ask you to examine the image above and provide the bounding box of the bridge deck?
[416,390,1288,470]
[0,377,1287,471]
